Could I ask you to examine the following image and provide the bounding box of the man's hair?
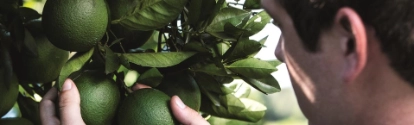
[280,0,414,85]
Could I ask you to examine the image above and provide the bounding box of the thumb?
[59,79,85,125]
[170,96,210,125]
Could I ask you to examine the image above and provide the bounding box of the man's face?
[261,0,349,122]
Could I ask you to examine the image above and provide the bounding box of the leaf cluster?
[0,0,282,123]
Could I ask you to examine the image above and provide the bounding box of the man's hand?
[40,79,85,125]
[39,79,210,125]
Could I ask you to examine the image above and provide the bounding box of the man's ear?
[333,7,367,83]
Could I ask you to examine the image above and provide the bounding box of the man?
[262,0,414,124]
[40,0,414,124]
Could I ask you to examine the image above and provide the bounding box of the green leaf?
[225,38,262,61]
[57,48,94,90]
[139,31,163,52]
[188,0,216,27]
[243,0,261,9]
[10,17,25,52]
[192,63,228,76]
[184,42,211,53]
[240,74,281,94]
[119,54,131,69]
[223,22,248,38]
[216,42,230,56]
[208,32,237,41]
[266,60,282,67]
[104,46,121,74]
[22,28,38,57]
[0,45,13,86]
[17,94,41,125]
[259,35,268,45]
[136,68,163,87]
[18,7,41,22]
[194,73,233,95]
[233,83,251,98]
[200,87,222,106]
[206,7,250,33]
[202,94,266,122]
[112,0,188,31]
[122,52,197,67]
[227,58,276,78]
[242,11,271,36]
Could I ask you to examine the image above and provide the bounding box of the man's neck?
[352,65,414,125]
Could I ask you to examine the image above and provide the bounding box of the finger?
[132,83,151,91]
[39,87,60,125]
[170,96,210,125]
[59,79,86,125]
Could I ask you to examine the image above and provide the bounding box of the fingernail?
[62,79,73,91]
[175,96,186,109]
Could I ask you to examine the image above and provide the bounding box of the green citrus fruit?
[116,88,178,125]
[13,20,69,83]
[156,72,201,111]
[73,71,120,125]
[0,118,33,125]
[107,0,153,52]
[42,0,108,52]
[0,74,19,117]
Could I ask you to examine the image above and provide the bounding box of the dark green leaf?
[223,22,247,38]
[18,7,41,22]
[0,45,13,86]
[240,74,281,94]
[242,11,271,36]
[206,7,250,33]
[184,42,211,53]
[194,73,233,94]
[22,28,38,57]
[243,0,261,9]
[203,0,226,29]
[105,46,121,74]
[112,0,188,31]
[225,38,262,61]
[17,94,41,125]
[227,58,276,78]
[119,54,131,69]
[250,36,269,57]
[122,52,197,67]
[265,60,282,67]
[202,94,266,122]
[10,17,25,52]
[200,87,222,106]
[136,68,163,87]
[192,63,228,76]
[208,32,237,41]
[57,48,94,90]
[214,75,234,83]
[188,0,216,27]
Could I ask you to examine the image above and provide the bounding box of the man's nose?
[275,36,285,62]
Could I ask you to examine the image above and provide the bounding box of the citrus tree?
[0,0,282,124]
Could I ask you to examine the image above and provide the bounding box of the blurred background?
[2,0,308,124]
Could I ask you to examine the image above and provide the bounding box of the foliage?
[0,0,282,123]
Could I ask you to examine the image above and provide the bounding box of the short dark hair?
[280,0,414,85]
